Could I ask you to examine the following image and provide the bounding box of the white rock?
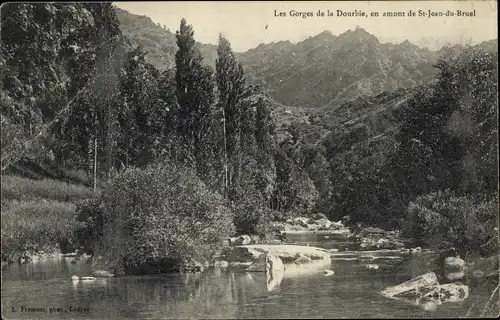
[380,272,439,298]
[246,253,284,273]
[294,254,312,265]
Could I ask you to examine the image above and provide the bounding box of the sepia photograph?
[0,1,498,319]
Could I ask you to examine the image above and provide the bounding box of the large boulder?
[381,272,470,308]
[223,245,330,264]
[330,220,345,230]
[250,235,261,244]
[374,238,405,250]
[444,256,466,269]
[314,218,332,230]
[312,213,328,220]
[393,282,469,307]
[380,272,439,298]
[230,235,252,246]
[443,257,466,281]
[246,253,284,273]
[221,246,263,262]
[294,217,310,228]
[294,254,312,265]
[360,238,378,251]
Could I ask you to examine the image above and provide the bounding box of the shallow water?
[1,238,497,319]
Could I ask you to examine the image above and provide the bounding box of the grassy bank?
[1,175,99,202]
[1,175,99,263]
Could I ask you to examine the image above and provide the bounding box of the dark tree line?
[1,3,497,247]
[1,4,278,210]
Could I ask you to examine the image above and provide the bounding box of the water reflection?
[245,269,284,293]
[1,243,494,319]
[2,256,92,281]
[282,259,332,278]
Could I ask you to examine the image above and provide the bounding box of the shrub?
[72,197,106,255]
[95,162,234,274]
[403,190,498,256]
[233,194,274,238]
[1,200,78,262]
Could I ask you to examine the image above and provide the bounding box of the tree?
[58,3,124,186]
[174,18,215,175]
[96,162,234,274]
[0,3,124,178]
[393,46,498,201]
[215,34,246,198]
[116,47,164,168]
[0,3,96,170]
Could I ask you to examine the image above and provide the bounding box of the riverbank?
[1,175,99,264]
[272,215,351,234]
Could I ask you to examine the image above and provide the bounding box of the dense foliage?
[404,191,498,256]
[86,163,234,273]
[1,3,497,268]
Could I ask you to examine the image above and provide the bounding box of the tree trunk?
[222,107,228,198]
[94,137,97,192]
[88,137,93,179]
[104,100,113,180]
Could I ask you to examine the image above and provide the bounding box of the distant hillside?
[236,28,440,108]
[116,6,497,109]
[115,6,217,70]
[237,31,497,108]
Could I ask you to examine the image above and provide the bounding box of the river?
[1,235,495,319]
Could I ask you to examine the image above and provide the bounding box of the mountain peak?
[339,26,379,43]
[309,30,335,42]
[400,39,418,48]
[317,30,333,37]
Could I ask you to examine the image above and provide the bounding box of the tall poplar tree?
[174,18,215,173]
[215,34,246,197]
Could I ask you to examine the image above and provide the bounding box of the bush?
[72,198,106,255]
[1,199,78,262]
[403,190,498,256]
[233,194,274,238]
[95,162,234,274]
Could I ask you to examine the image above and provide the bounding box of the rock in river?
[246,252,284,273]
[294,254,312,265]
[229,235,252,246]
[91,270,114,278]
[380,271,470,308]
[222,244,331,264]
[443,256,466,281]
[380,272,439,298]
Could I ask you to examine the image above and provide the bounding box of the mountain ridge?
[115,6,498,108]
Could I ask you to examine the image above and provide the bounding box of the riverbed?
[1,237,496,319]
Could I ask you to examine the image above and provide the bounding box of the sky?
[114,1,498,52]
